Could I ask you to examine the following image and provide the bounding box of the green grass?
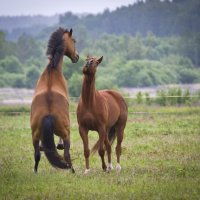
[0,106,200,200]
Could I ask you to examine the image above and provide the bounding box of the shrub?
[0,56,23,74]
[136,91,143,104]
[68,72,82,97]
[26,67,40,88]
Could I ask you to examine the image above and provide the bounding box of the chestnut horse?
[77,56,128,174]
[30,27,79,173]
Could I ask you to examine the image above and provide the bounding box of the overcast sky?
[0,0,136,16]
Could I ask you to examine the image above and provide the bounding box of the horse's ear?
[97,56,103,64]
[69,29,73,37]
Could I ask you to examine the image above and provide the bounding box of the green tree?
[68,72,82,97]
[0,56,23,73]
[0,31,16,59]
[11,74,26,88]
[17,34,42,63]
[26,67,40,88]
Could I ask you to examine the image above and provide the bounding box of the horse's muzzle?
[71,53,79,63]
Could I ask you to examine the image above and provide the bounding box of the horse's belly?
[79,112,98,131]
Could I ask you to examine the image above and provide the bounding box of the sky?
[0,0,136,16]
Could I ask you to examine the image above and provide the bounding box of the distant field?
[0,84,200,105]
[0,105,200,200]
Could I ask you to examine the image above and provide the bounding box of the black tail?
[91,125,117,154]
[41,115,69,169]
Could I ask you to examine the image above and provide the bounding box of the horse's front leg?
[98,128,107,171]
[104,137,112,172]
[79,126,90,174]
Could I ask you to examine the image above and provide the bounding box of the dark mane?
[46,27,68,70]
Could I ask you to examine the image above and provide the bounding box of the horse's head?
[63,29,79,63]
[83,56,103,75]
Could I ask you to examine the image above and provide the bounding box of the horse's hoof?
[102,164,107,172]
[84,168,90,175]
[107,163,113,173]
[116,163,121,173]
[56,144,64,150]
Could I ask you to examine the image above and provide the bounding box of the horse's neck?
[48,55,64,72]
[81,75,97,107]
[36,55,67,92]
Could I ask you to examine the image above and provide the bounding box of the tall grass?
[0,106,200,199]
[126,88,200,106]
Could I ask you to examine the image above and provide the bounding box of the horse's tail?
[41,115,69,169]
[91,125,117,154]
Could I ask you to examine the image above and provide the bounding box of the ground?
[0,105,200,200]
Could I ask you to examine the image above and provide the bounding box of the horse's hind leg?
[115,124,125,173]
[60,128,75,172]
[98,128,107,171]
[63,139,75,173]
[33,140,41,173]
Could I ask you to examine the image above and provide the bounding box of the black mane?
[46,27,68,70]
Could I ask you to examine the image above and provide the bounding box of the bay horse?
[77,56,128,174]
[30,27,79,173]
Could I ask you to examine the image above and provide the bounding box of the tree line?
[0,0,199,97]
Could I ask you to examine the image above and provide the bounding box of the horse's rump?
[31,90,69,133]
[99,90,128,123]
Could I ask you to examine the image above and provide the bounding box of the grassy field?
[0,105,200,200]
